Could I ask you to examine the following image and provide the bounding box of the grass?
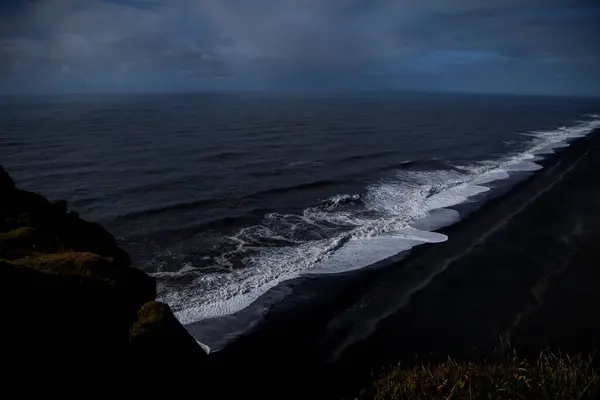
[0,226,35,242]
[12,252,115,278]
[0,226,36,250]
[129,301,171,340]
[360,351,598,400]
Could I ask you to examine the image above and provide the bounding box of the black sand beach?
[206,128,600,398]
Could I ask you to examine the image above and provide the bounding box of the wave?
[202,151,248,162]
[337,150,399,163]
[249,179,341,197]
[153,116,600,352]
[320,193,362,209]
[286,160,324,168]
[246,160,325,178]
[109,178,345,225]
[115,198,219,220]
[0,139,28,146]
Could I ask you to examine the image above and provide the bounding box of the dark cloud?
[0,0,39,14]
[0,0,598,95]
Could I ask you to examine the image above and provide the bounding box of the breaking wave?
[152,116,600,351]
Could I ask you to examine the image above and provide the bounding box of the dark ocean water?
[2,92,599,349]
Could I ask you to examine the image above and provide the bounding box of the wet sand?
[207,129,600,399]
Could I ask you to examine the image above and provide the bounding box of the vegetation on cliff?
[360,351,598,400]
[0,165,204,372]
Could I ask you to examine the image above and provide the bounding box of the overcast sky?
[0,0,599,95]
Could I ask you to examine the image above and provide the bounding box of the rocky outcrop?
[0,167,130,264]
[130,301,206,360]
[0,166,205,377]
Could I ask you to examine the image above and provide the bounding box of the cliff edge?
[0,166,205,382]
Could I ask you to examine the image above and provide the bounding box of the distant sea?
[2,92,599,350]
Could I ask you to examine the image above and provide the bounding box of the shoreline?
[206,127,600,398]
[185,118,600,351]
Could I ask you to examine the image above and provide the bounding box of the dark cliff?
[0,166,205,385]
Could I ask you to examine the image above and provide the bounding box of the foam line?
[152,116,600,351]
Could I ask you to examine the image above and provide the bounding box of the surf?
[153,116,600,352]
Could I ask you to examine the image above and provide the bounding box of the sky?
[0,0,599,96]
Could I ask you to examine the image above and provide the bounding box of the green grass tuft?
[12,252,114,278]
[360,351,598,400]
[0,226,35,241]
[129,301,172,339]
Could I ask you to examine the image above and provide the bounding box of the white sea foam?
[154,116,600,351]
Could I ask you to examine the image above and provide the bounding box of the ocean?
[2,92,599,351]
